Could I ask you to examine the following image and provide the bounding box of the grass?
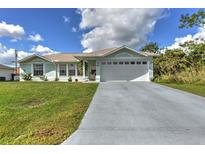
[156,82,205,97]
[0,82,98,144]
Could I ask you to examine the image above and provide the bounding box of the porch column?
[75,63,78,76]
[55,63,58,79]
[83,60,85,79]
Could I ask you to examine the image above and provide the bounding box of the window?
[68,63,75,76]
[136,61,141,64]
[59,64,66,76]
[130,61,135,65]
[125,61,129,65]
[101,62,106,65]
[142,61,147,64]
[107,62,112,65]
[113,62,117,65]
[33,64,43,76]
[119,61,123,65]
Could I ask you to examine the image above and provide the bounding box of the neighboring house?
[19,46,157,82]
[13,67,20,80]
[0,64,14,81]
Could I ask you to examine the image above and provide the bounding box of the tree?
[140,42,159,53]
[153,49,188,79]
[180,40,205,70]
[179,9,205,29]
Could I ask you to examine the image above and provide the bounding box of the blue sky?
[148,8,199,48]
[0,8,203,65]
[0,8,83,52]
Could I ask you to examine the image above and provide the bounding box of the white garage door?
[100,61,149,82]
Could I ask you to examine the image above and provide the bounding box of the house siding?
[20,58,83,81]
[0,69,13,80]
[20,58,56,81]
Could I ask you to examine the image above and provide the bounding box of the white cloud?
[30,45,59,55]
[10,39,18,42]
[28,33,44,42]
[78,9,163,52]
[0,21,25,39]
[0,43,30,66]
[62,16,70,23]
[72,27,77,32]
[165,27,205,52]
[0,43,59,66]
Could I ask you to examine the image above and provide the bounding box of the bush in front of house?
[55,77,59,81]
[68,76,72,82]
[75,78,78,82]
[22,73,32,81]
[40,75,48,81]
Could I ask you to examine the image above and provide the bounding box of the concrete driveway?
[63,82,205,144]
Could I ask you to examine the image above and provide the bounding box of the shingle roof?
[43,48,117,62]
[19,46,158,63]
[44,53,80,62]
[76,48,117,57]
[0,64,13,70]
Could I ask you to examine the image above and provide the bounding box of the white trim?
[59,63,67,76]
[31,63,33,75]
[147,60,150,81]
[75,63,78,76]
[32,63,44,77]
[66,64,68,76]
[43,63,45,75]
[103,45,146,57]
[83,60,85,79]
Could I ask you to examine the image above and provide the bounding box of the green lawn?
[156,82,205,97]
[0,82,98,144]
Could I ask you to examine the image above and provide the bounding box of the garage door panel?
[100,64,148,82]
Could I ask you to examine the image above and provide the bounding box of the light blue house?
[19,46,156,82]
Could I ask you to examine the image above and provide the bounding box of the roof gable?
[18,54,53,63]
[104,46,146,57]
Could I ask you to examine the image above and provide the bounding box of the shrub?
[155,66,205,85]
[55,77,59,81]
[75,78,78,82]
[68,76,72,82]
[22,73,32,81]
[40,75,48,81]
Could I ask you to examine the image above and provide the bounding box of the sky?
[0,8,204,66]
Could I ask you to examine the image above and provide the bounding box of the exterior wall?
[20,57,56,81]
[20,57,85,82]
[0,69,13,80]
[19,49,154,82]
[148,58,154,80]
[96,61,101,82]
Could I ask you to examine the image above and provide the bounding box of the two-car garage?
[100,60,150,82]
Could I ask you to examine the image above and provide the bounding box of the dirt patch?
[22,98,45,107]
[35,128,55,137]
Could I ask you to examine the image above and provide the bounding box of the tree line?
[140,9,205,84]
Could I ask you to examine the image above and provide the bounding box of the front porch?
[56,60,98,82]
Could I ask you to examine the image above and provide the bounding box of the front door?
[88,61,96,81]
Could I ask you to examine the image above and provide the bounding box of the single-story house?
[0,64,14,81]
[19,46,157,82]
